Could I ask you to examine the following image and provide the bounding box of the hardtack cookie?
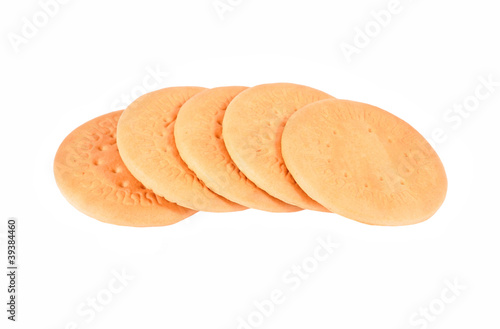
[281,99,448,225]
[175,86,300,212]
[117,87,246,212]
[223,83,333,211]
[54,111,196,227]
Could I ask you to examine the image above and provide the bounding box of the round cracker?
[54,111,196,227]
[175,86,301,212]
[282,99,448,225]
[223,83,333,211]
[117,87,246,212]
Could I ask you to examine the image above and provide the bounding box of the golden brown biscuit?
[54,111,196,227]
[117,87,246,212]
[175,86,301,212]
[281,99,448,225]
[223,83,333,211]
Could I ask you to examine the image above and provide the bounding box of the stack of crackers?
[54,83,447,227]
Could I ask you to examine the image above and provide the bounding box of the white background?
[1,0,499,328]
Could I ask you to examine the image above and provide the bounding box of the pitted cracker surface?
[281,99,448,225]
[54,111,196,226]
